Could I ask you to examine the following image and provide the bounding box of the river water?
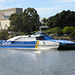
[0,49,75,75]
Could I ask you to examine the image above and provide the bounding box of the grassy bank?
[53,36,75,42]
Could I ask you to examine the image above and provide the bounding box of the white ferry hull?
[0,40,59,50]
[36,41,59,50]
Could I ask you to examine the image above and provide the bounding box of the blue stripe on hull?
[13,41,37,44]
[0,41,37,49]
[0,45,35,48]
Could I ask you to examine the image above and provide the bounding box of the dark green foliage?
[63,26,74,35]
[42,18,48,25]
[9,8,40,34]
[9,13,23,32]
[69,30,75,39]
[23,8,40,33]
[47,27,62,35]
[0,30,9,40]
[9,9,75,36]
[47,10,75,28]
[42,18,48,23]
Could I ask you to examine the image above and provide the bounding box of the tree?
[47,10,75,28]
[69,30,75,39]
[22,8,40,34]
[48,27,61,35]
[0,30,9,40]
[42,18,48,25]
[9,8,40,34]
[63,26,74,35]
[9,13,23,32]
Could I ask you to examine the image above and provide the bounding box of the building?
[0,8,23,30]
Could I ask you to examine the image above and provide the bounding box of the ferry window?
[36,36,44,40]
[15,37,36,41]
[15,37,25,41]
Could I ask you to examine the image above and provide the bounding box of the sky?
[0,0,75,18]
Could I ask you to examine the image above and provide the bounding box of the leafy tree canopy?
[0,30,9,40]
[9,8,40,34]
[41,18,48,25]
[69,30,75,39]
[22,8,40,34]
[47,10,75,28]
[9,13,22,32]
[63,26,75,34]
[47,27,61,35]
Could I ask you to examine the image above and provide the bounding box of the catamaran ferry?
[0,32,59,50]
[0,31,75,50]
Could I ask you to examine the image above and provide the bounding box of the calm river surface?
[0,49,75,75]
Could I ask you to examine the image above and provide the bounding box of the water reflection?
[0,49,75,75]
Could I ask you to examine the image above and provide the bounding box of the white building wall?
[0,8,23,30]
[1,20,10,30]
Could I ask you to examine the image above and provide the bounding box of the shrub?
[63,26,74,35]
[0,30,9,40]
[69,30,75,39]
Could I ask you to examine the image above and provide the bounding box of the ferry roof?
[7,34,45,41]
